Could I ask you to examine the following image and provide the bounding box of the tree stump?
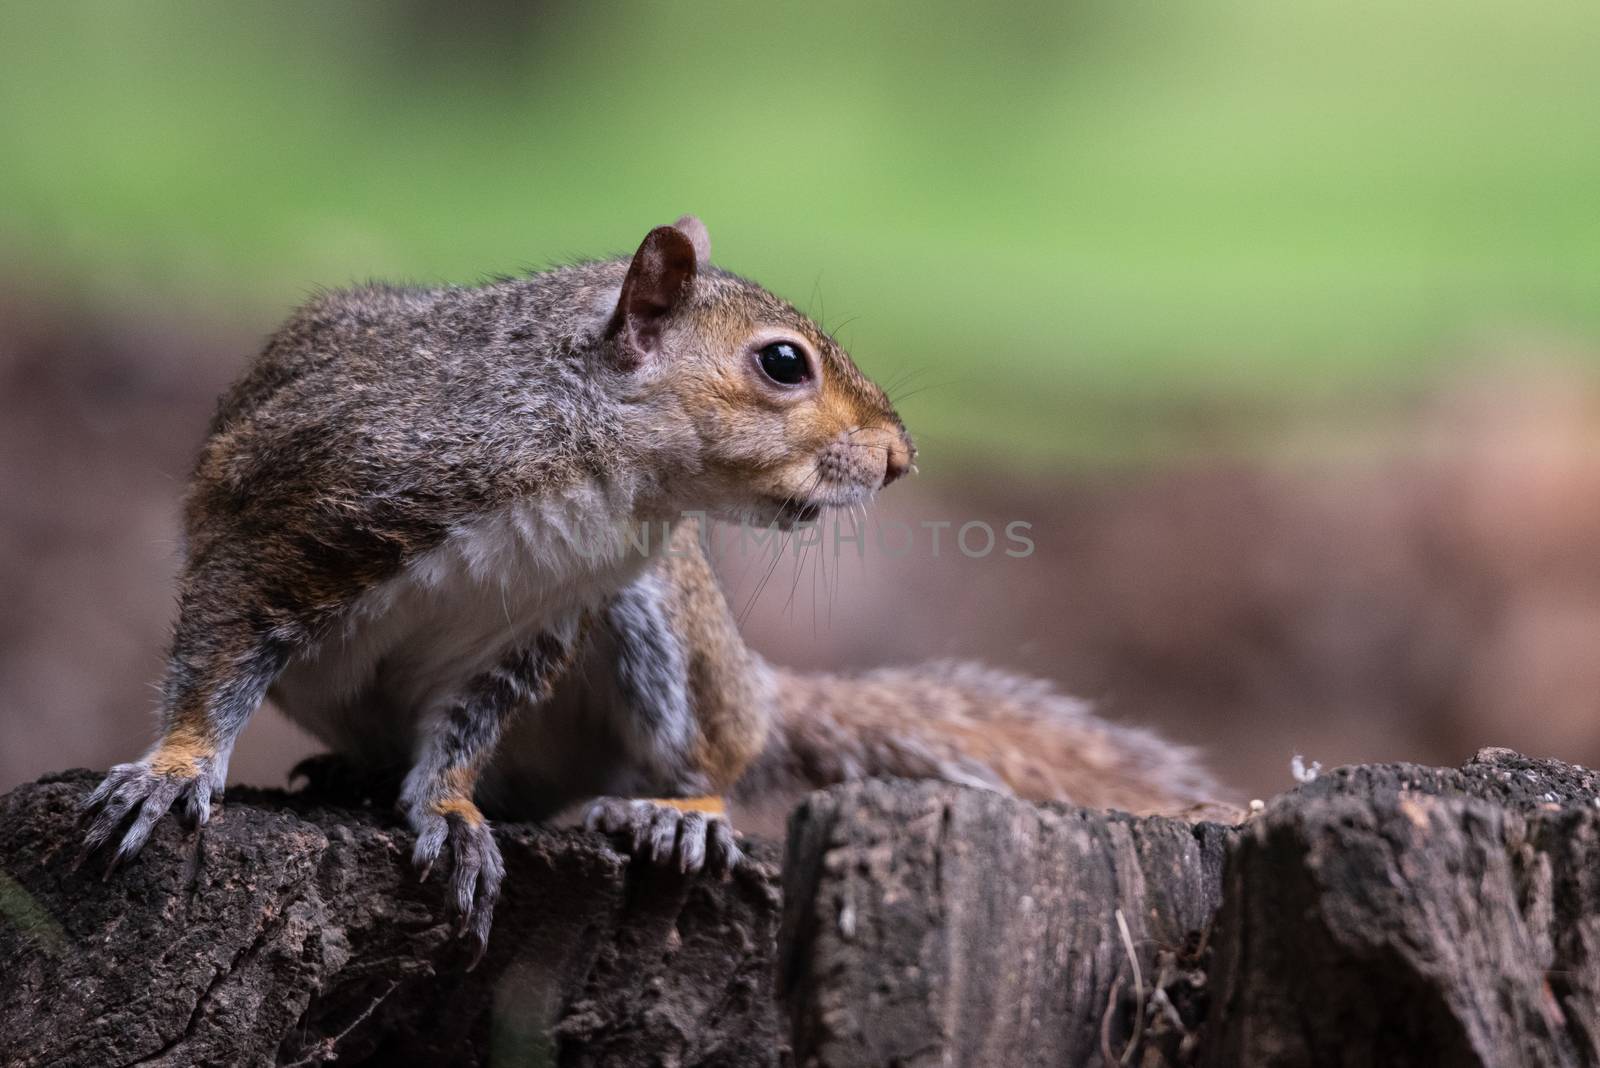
[780,779,1231,1066]
[1205,749,1600,1068]
[779,750,1600,1068]
[5,750,1600,1065]
[0,771,782,1067]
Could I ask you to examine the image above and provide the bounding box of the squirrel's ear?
[607,224,698,368]
[673,214,711,268]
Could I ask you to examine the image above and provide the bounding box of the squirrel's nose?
[882,440,912,487]
[852,426,915,488]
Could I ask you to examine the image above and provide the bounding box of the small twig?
[1153,957,1190,1035]
[1116,908,1144,1066]
[281,980,400,1067]
[1100,972,1126,1068]
[1150,984,1188,1035]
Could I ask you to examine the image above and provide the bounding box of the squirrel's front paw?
[583,798,742,876]
[407,801,503,965]
[80,759,215,873]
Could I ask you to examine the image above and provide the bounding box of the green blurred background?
[4,0,1600,799]
[6,0,1597,460]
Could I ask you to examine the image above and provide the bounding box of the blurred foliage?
[2,0,1597,462]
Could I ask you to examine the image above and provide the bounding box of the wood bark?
[1205,748,1600,1068]
[0,771,782,1067]
[780,779,1231,1066]
[780,750,1600,1068]
[5,750,1600,1065]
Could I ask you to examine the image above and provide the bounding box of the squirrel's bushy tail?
[733,659,1229,824]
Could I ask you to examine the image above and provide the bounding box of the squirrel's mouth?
[766,497,824,527]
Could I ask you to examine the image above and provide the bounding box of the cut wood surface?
[4,750,1599,1066]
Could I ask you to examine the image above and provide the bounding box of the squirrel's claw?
[675,812,708,872]
[644,805,679,863]
[410,810,449,872]
[583,798,742,876]
[704,817,742,876]
[80,762,210,875]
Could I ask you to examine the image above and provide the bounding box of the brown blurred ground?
[4,289,1599,800]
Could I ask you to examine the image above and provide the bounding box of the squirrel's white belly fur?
[271,486,655,762]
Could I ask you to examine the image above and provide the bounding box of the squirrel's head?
[604,216,915,528]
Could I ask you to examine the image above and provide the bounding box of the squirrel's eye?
[756,341,811,386]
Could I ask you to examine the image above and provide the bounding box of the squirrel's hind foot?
[583,797,742,876]
[289,751,403,808]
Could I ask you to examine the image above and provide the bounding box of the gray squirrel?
[83,217,1220,959]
